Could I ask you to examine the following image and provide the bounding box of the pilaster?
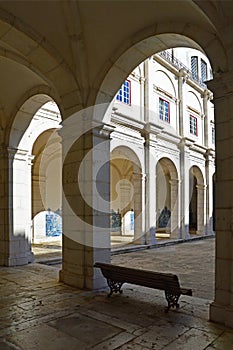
[169,179,179,239]
[204,149,215,235]
[179,138,192,239]
[143,128,156,245]
[203,89,213,148]
[177,68,189,137]
[207,73,233,327]
[132,172,143,244]
[60,122,113,289]
[0,146,34,266]
[196,184,205,235]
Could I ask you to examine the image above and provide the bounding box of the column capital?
[178,68,189,83]
[139,77,146,84]
[203,89,213,100]
[132,172,143,181]
[94,123,115,140]
[141,122,163,141]
[169,178,179,185]
[8,147,28,161]
[196,184,206,190]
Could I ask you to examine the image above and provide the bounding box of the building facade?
[29,48,215,246]
[110,48,215,245]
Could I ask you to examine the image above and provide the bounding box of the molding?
[153,85,177,102]
[111,111,145,132]
[187,105,201,116]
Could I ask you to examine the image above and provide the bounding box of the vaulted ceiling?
[0,0,231,133]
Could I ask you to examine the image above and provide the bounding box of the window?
[189,115,198,135]
[201,59,207,83]
[212,126,215,144]
[191,56,198,80]
[209,68,213,80]
[116,80,131,104]
[159,98,170,122]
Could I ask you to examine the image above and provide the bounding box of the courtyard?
[1,237,232,349]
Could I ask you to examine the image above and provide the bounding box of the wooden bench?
[94,262,192,312]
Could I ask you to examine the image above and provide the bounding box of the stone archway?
[7,96,62,265]
[189,166,205,235]
[156,157,179,240]
[95,32,226,113]
[32,126,62,243]
[111,146,143,246]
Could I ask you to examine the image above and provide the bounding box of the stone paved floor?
[112,238,215,301]
[1,237,233,349]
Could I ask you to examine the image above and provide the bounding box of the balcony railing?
[157,50,207,88]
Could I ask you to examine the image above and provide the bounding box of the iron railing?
[158,50,207,88]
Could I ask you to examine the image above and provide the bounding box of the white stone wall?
[110,48,215,241]
[8,48,215,248]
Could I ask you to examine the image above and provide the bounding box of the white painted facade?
[110,48,215,243]
[14,48,215,246]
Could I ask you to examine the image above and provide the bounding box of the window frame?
[212,126,215,144]
[191,56,198,81]
[200,58,207,83]
[116,79,131,105]
[159,97,170,123]
[189,115,198,136]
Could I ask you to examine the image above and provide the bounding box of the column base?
[147,227,156,245]
[0,252,34,266]
[184,225,190,239]
[0,237,34,266]
[59,269,85,289]
[59,268,108,290]
[170,228,180,240]
[210,301,233,328]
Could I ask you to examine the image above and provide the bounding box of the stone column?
[203,90,214,236]
[0,145,11,265]
[177,68,189,137]
[169,179,179,239]
[179,139,191,239]
[119,175,132,235]
[196,184,205,235]
[143,129,156,245]
[132,172,143,244]
[59,122,113,290]
[0,146,34,266]
[178,70,191,239]
[208,73,233,328]
[203,90,213,148]
[205,149,215,235]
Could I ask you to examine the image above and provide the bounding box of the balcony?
[157,50,207,88]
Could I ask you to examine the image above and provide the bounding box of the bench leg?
[164,291,180,312]
[107,279,124,297]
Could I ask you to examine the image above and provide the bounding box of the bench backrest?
[95,262,181,293]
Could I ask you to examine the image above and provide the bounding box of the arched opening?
[32,127,62,243]
[110,146,143,247]
[189,175,198,233]
[96,32,225,113]
[156,158,179,240]
[9,96,62,263]
[189,166,205,235]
